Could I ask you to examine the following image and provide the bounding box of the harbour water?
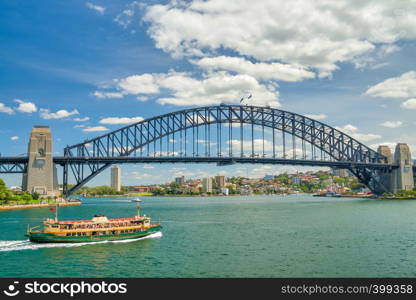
[1,195,416,277]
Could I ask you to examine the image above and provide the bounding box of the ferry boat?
[26,204,161,243]
[313,191,342,197]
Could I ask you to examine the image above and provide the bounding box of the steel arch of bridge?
[61,105,392,196]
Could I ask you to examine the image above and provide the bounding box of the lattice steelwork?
[0,157,27,173]
[60,105,393,196]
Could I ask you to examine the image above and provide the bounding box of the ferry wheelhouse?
[26,204,161,243]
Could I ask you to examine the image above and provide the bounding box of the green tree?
[167,182,183,194]
[275,173,290,184]
[0,178,6,191]
[21,193,32,203]
[152,187,165,196]
[226,184,237,195]
[351,182,365,190]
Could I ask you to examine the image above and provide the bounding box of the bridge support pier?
[22,126,59,197]
[392,143,414,193]
[377,145,394,193]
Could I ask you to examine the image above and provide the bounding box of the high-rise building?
[175,176,185,185]
[111,165,121,192]
[214,175,225,188]
[202,177,213,193]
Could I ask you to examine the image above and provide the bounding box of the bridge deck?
[0,156,403,170]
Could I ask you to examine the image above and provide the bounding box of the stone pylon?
[22,126,59,197]
[392,143,414,192]
[377,145,394,193]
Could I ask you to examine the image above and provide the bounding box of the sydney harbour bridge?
[0,105,414,197]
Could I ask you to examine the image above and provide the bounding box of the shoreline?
[0,201,81,211]
[71,194,416,200]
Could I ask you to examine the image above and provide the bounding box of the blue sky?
[1,0,416,187]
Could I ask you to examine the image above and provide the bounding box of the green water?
[1,195,416,277]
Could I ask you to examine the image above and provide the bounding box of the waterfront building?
[220,187,229,195]
[111,165,121,192]
[215,175,226,188]
[202,177,213,193]
[331,167,350,177]
[263,175,274,181]
[175,176,185,185]
[238,185,253,195]
[9,186,22,192]
[292,176,301,185]
[129,186,151,192]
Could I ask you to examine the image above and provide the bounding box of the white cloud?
[93,91,124,99]
[10,136,18,141]
[0,103,13,114]
[227,139,309,158]
[134,173,153,180]
[335,124,381,142]
[39,108,79,119]
[99,116,144,125]
[352,45,400,69]
[155,72,279,107]
[114,9,135,28]
[380,121,403,128]
[73,117,90,122]
[228,139,275,152]
[173,171,195,177]
[82,126,109,132]
[136,96,149,102]
[86,2,105,14]
[369,142,397,152]
[143,165,154,169]
[74,124,85,128]
[378,44,400,57]
[304,113,327,120]
[192,56,315,82]
[98,71,280,107]
[14,99,37,113]
[364,71,416,99]
[143,0,416,77]
[117,74,160,94]
[369,62,390,70]
[400,98,416,110]
[113,2,142,28]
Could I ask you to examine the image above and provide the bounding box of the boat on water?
[131,198,142,203]
[313,191,342,197]
[26,202,161,243]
